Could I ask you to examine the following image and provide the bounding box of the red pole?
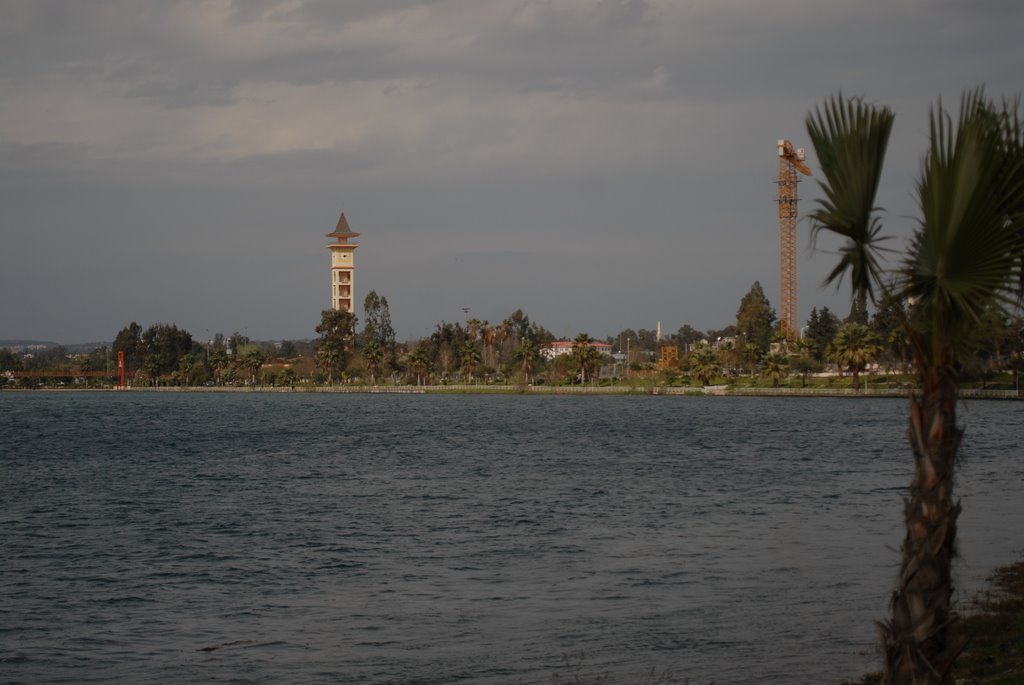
[118,351,125,388]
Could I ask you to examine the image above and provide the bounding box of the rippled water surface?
[2,393,1023,684]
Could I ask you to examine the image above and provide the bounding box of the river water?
[2,393,1022,684]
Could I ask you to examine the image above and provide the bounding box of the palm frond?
[901,88,1024,363]
[997,96,1024,301]
[805,93,896,304]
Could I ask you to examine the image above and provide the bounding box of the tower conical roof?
[326,211,361,240]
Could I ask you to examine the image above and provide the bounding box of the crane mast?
[776,139,812,340]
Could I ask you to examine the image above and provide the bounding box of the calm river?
[2,393,1022,684]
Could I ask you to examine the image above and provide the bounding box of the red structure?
[776,139,812,339]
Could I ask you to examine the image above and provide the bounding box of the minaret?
[326,212,360,313]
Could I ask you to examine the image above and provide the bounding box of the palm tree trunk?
[856,289,868,324]
[881,363,966,684]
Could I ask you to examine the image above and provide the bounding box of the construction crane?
[776,139,812,340]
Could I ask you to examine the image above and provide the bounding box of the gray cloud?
[1,0,1022,343]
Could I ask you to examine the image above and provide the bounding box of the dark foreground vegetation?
[953,561,1024,684]
[848,559,1024,685]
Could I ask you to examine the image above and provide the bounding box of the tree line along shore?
[5,281,1024,393]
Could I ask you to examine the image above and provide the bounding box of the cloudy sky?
[2,0,1022,344]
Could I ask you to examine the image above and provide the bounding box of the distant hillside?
[0,340,110,353]
[63,342,111,353]
[0,340,60,351]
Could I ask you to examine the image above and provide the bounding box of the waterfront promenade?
[47,384,1021,399]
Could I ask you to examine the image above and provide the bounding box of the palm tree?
[407,344,432,386]
[363,340,383,385]
[315,341,341,385]
[515,338,540,385]
[496,320,512,365]
[791,337,819,387]
[460,340,481,383]
[796,336,816,360]
[718,340,737,376]
[743,342,761,376]
[207,348,228,386]
[828,323,881,389]
[571,333,600,384]
[466,318,482,343]
[177,353,197,387]
[143,354,162,387]
[761,351,788,388]
[806,92,895,316]
[688,344,720,387]
[479,322,494,368]
[791,353,818,388]
[771,326,793,352]
[806,89,1024,683]
[240,347,266,386]
[881,327,911,375]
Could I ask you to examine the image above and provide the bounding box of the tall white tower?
[326,212,359,313]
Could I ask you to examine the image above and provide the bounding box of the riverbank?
[5,384,1021,399]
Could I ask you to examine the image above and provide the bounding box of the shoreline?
[3,385,1020,399]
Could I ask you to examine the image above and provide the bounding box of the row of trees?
[7,280,1023,390]
[302,281,1024,389]
[0,345,111,374]
[311,293,563,386]
[106,323,310,387]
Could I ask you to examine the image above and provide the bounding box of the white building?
[540,340,613,361]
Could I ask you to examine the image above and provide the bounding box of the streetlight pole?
[618,332,624,378]
[626,337,631,379]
